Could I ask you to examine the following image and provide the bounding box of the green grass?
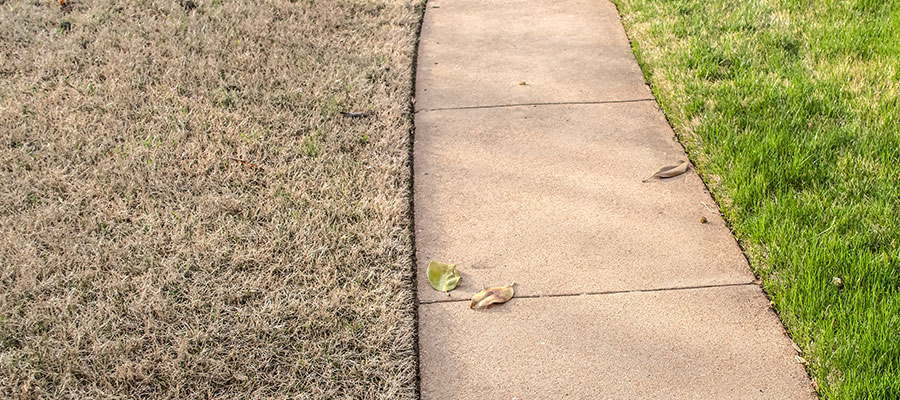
[614,0,900,397]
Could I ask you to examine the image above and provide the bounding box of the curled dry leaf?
[427,261,460,294]
[642,161,690,182]
[470,283,515,310]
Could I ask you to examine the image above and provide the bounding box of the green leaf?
[427,260,460,294]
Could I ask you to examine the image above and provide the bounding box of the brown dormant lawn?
[1,0,422,397]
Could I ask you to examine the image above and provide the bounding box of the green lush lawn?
[614,0,900,397]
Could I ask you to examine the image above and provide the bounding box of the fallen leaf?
[427,261,460,294]
[470,283,515,310]
[519,81,527,85]
[642,161,690,182]
[832,276,843,288]
[700,216,708,224]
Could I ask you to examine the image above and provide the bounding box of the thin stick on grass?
[229,157,262,169]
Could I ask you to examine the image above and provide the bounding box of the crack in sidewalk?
[418,281,758,305]
[414,98,656,113]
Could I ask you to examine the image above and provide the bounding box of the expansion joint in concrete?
[418,281,758,305]
[414,98,656,113]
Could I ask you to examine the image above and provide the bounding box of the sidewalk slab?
[415,0,650,111]
[414,103,753,303]
[413,0,816,397]
[419,285,816,399]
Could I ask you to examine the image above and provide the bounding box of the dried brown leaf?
[642,161,690,182]
[470,283,515,310]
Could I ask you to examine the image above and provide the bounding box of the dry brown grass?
[0,0,422,398]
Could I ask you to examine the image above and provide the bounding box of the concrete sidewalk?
[413,0,816,398]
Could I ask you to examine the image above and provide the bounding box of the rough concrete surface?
[414,103,753,303]
[413,0,816,398]
[419,286,816,399]
[415,0,651,111]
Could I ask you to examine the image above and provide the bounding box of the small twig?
[62,75,84,95]
[229,157,262,169]
[700,202,715,213]
[817,223,836,237]
[340,111,373,118]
